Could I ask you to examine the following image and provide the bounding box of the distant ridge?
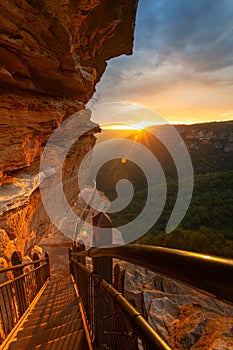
[95,120,233,242]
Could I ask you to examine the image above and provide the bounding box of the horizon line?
[101,119,233,131]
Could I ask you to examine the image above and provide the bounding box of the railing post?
[92,213,113,350]
[0,255,52,344]
[45,252,50,280]
[92,212,112,283]
[0,258,11,339]
[77,242,86,266]
[70,245,78,284]
[113,263,125,294]
[32,253,41,292]
[11,252,27,317]
[69,247,73,275]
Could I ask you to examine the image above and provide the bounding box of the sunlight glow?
[101,123,141,130]
[101,121,157,130]
[136,121,160,129]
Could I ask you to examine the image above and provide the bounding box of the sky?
[90,0,233,126]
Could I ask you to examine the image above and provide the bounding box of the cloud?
[134,0,233,72]
[92,0,233,123]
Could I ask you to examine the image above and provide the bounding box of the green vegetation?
[181,171,233,237]
[98,169,233,239]
[136,227,233,259]
[95,122,233,258]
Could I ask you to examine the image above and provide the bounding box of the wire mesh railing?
[70,238,233,350]
[92,274,139,350]
[0,257,50,344]
[70,257,93,339]
[70,250,171,350]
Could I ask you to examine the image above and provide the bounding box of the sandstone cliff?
[114,262,233,350]
[0,0,138,270]
[176,121,233,152]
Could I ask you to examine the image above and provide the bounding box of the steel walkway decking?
[5,276,87,350]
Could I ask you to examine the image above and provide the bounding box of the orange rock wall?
[0,0,138,263]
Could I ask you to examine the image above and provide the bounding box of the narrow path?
[6,276,88,350]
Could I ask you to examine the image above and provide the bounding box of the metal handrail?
[0,259,47,274]
[95,275,171,350]
[0,264,48,288]
[0,257,50,344]
[73,244,233,305]
[70,248,172,350]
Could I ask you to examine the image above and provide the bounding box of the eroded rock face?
[115,262,233,349]
[0,0,137,100]
[176,122,233,152]
[0,0,138,268]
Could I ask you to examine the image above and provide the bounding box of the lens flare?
[39,103,193,248]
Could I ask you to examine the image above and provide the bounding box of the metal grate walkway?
[4,276,88,350]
